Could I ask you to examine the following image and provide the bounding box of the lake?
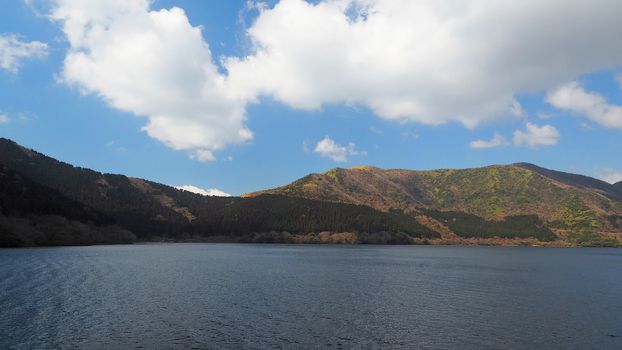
[1,244,621,349]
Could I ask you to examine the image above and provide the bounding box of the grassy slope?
[245,165,622,238]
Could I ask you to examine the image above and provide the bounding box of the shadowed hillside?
[0,138,435,246]
[0,164,135,247]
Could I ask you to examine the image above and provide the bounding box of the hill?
[2,138,620,246]
[245,164,622,243]
[0,164,134,247]
[616,181,622,190]
[514,163,622,200]
[0,138,435,246]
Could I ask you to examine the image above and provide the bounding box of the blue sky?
[1,0,622,195]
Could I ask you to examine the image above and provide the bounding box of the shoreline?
[3,238,620,249]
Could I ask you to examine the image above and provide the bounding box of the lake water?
[1,244,621,349]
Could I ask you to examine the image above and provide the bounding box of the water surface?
[1,244,621,349]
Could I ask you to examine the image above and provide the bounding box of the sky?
[1,0,622,196]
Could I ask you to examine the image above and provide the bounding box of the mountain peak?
[245,162,622,234]
[348,165,380,171]
[2,137,621,246]
[513,162,622,200]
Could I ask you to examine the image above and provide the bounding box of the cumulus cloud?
[513,123,560,149]
[470,133,508,149]
[175,185,231,197]
[226,0,622,128]
[547,82,622,129]
[0,34,48,73]
[49,0,622,159]
[50,0,253,161]
[313,136,365,162]
[0,113,9,124]
[189,149,216,163]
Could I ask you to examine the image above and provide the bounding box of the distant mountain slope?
[0,138,434,244]
[0,164,108,223]
[616,181,622,190]
[198,194,439,240]
[245,165,622,234]
[0,164,134,247]
[0,138,202,238]
[2,137,619,246]
[514,163,622,200]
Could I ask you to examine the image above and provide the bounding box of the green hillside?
[2,138,620,246]
[245,164,622,240]
[0,164,134,247]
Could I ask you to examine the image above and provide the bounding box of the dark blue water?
[1,244,621,349]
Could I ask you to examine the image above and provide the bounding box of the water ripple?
[0,245,621,349]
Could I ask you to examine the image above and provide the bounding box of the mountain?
[0,164,134,247]
[616,181,622,190]
[245,164,622,244]
[0,138,209,238]
[0,138,434,246]
[514,163,622,200]
[1,138,620,247]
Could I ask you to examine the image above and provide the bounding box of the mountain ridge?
[0,164,135,247]
[513,162,622,200]
[0,138,434,246]
[1,137,620,247]
[245,163,622,238]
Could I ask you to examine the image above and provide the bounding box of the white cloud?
[0,34,48,73]
[546,81,622,129]
[50,0,253,162]
[470,133,508,149]
[49,0,622,158]
[513,123,560,149]
[0,113,9,124]
[225,0,622,128]
[175,185,231,197]
[189,149,216,163]
[313,136,365,162]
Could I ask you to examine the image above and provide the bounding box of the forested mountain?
[0,164,134,247]
[0,138,199,237]
[0,138,435,246]
[1,138,620,247]
[0,164,107,223]
[245,164,622,244]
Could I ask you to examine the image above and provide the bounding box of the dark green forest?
[4,137,619,247]
[425,210,557,241]
[0,164,135,247]
[0,138,439,246]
